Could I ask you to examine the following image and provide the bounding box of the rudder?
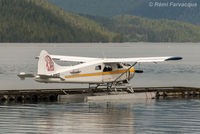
[38,50,61,75]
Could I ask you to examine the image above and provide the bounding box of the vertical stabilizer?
[38,50,61,75]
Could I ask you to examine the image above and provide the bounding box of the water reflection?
[1,99,200,134]
[133,99,200,134]
[0,100,153,134]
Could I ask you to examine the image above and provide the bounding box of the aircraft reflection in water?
[1,100,150,134]
[1,99,199,134]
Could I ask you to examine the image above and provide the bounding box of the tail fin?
[38,50,61,75]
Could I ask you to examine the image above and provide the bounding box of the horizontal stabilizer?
[17,72,35,80]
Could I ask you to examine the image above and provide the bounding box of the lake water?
[0,43,200,133]
[1,99,200,134]
[0,43,200,89]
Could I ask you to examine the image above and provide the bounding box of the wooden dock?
[0,86,200,103]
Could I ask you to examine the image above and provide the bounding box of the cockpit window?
[117,64,123,69]
[103,65,112,72]
[123,63,131,66]
[95,65,101,70]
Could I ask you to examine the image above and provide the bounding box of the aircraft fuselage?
[35,63,135,84]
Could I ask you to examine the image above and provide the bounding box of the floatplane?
[18,50,182,92]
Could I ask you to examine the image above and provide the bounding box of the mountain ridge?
[82,14,200,42]
[0,0,120,42]
[1,0,200,42]
[48,0,200,25]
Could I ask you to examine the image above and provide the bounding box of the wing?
[48,55,100,62]
[35,52,182,63]
[36,55,100,62]
[102,56,182,63]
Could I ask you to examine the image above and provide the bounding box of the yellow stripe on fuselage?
[65,68,135,78]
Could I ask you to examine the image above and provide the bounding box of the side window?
[123,63,131,66]
[117,64,123,69]
[95,65,101,70]
[103,65,112,72]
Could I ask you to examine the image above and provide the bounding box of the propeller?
[135,70,144,73]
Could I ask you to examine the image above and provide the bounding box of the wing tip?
[165,56,183,61]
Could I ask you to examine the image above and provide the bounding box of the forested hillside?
[1,0,200,42]
[128,0,200,26]
[0,0,119,42]
[48,0,200,25]
[48,0,142,17]
[83,14,200,42]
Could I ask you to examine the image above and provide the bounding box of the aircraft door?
[94,65,103,83]
[102,64,114,82]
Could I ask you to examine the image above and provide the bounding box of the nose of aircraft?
[128,67,135,80]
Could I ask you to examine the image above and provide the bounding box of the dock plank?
[0,87,200,103]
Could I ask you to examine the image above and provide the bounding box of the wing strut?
[113,62,137,84]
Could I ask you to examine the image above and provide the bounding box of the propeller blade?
[135,70,144,73]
